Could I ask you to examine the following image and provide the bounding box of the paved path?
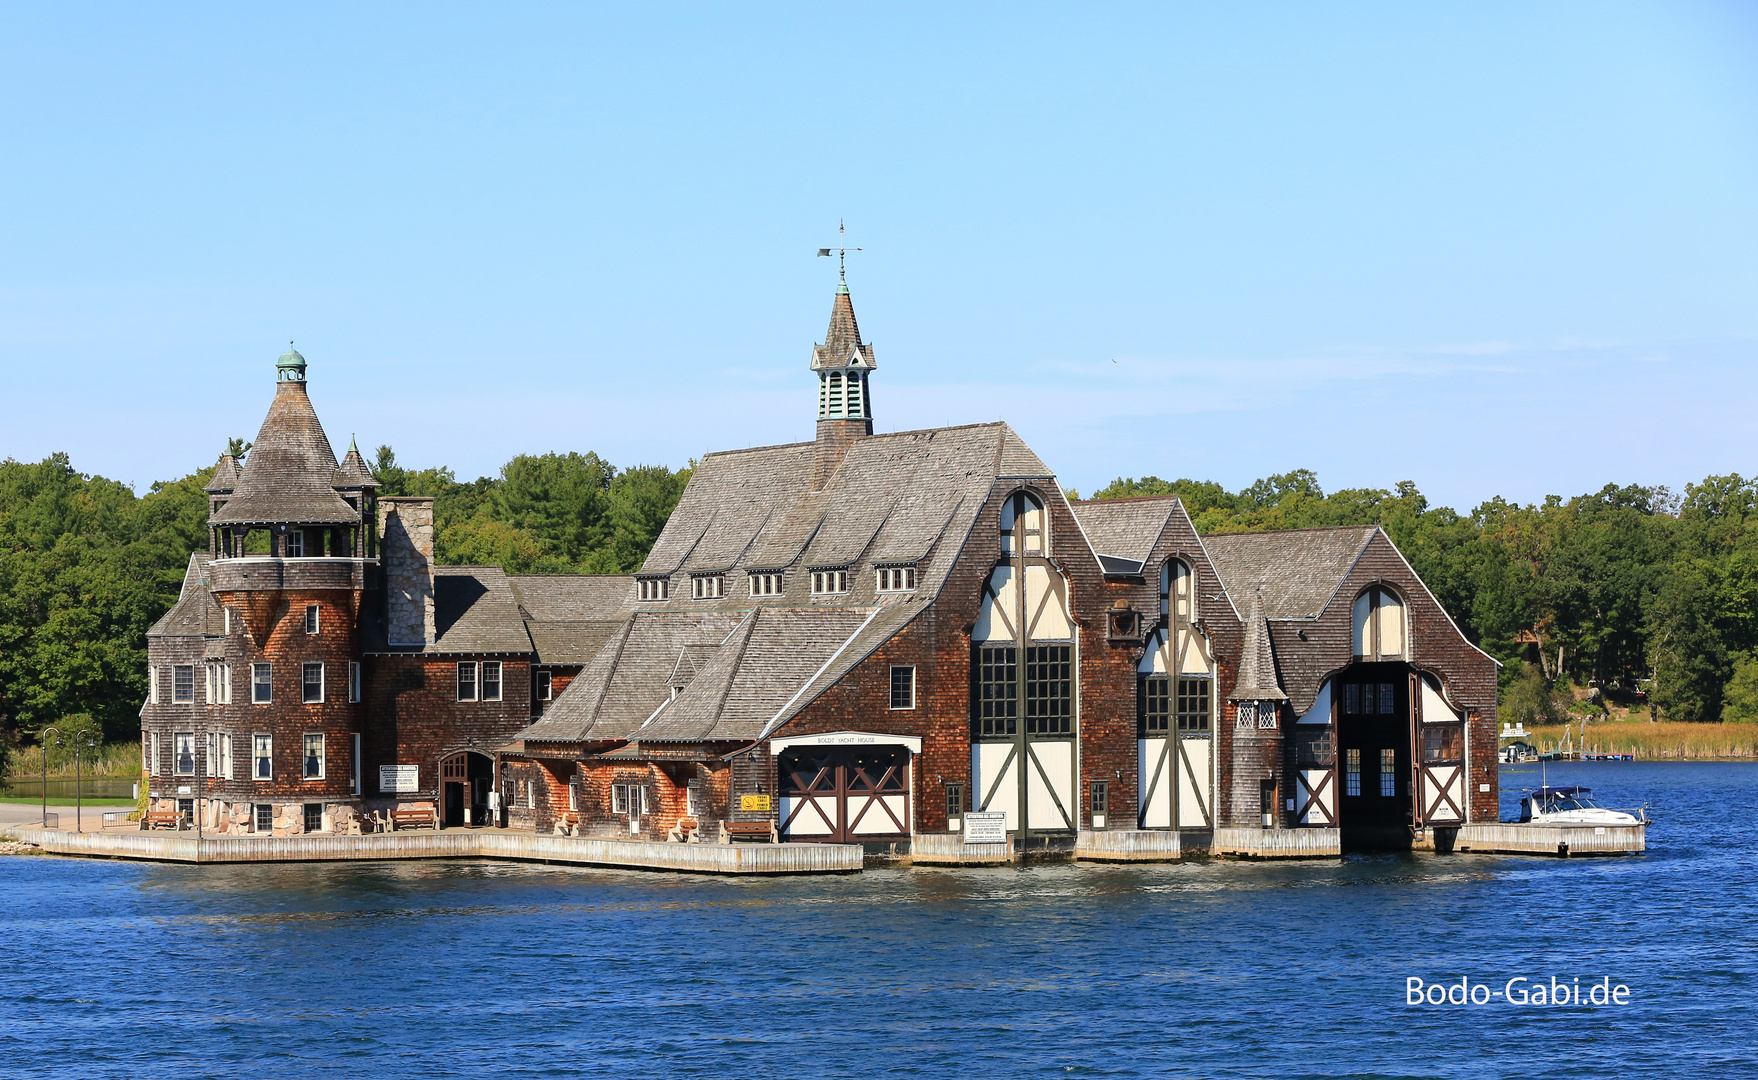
[0,801,122,832]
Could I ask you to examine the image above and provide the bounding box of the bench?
[719,820,777,844]
[141,810,184,831]
[552,812,581,837]
[390,808,438,832]
[666,817,702,844]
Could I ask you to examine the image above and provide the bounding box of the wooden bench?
[719,820,777,844]
[141,810,184,831]
[390,808,438,832]
[666,817,702,844]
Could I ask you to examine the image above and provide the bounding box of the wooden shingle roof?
[211,381,360,526]
[1200,527,1377,621]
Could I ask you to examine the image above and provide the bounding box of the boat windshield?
[1545,794,1602,812]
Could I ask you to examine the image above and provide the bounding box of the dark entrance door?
[441,752,495,828]
[778,747,910,843]
[1336,662,1412,849]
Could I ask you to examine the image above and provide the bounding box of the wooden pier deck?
[1451,822,1645,857]
[6,826,864,875]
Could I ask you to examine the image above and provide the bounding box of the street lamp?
[39,726,61,828]
[74,730,99,833]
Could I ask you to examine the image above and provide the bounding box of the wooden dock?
[1073,829,1182,862]
[908,833,1013,865]
[1452,822,1645,857]
[1212,827,1342,858]
[6,826,863,875]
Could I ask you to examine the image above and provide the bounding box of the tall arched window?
[1352,584,1406,660]
[999,491,1046,555]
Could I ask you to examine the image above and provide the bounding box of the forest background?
[3,446,1757,770]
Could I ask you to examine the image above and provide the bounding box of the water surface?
[2,762,1752,1078]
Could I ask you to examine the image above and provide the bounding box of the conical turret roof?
[811,286,877,371]
[1230,592,1288,701]
[211,358,360,526]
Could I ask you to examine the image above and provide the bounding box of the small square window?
[457,662,478,701]
[304,604,320,634]
[481,661,502,702]
[254,803,273,833]
[302,662,324,704]
[303,803,323,833]
[303,733,324,780]
[536,670,552,701]
[253,734,272,780]
[252,663,272,704]
[889,666,916,710]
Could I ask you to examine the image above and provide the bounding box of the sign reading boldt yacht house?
[142,272,1498,857]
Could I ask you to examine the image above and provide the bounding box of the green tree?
[1721,652,1758,724]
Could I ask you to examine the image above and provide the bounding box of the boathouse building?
[142,281,1497,855]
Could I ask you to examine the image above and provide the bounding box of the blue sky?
[3,3,1755,511]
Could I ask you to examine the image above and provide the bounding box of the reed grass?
[1526,721,1758,760]
[8,741,143,778]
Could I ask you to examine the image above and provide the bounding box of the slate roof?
[204,454,243,495]
[148,554,221,638]
[1230,593,1287,701]
[211,380,361,526]
[508,575,636,665]
[1071,497,1181,571]
[364,566,533,655]
[1200,527,1377,620]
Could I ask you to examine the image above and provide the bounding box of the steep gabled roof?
[1200,527,1377,620]
[1070,497,1181,572]
[211,381,359,525]
[204,455,243,495]
[363,566,532,655]
[331,441,380,491]
[148,554,221,638]
[508,574,636,665]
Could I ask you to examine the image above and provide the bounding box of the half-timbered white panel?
[972,567,1018,643]
[1138,737,1173,828]
[1139,628,1171,674]
[1177,736,1212,826]
[972,742,1020,830]
[1178,631,1211,676]
[1420,764,1466,823]
[779,794,836,835]
[1297,768,1336,825]
[849,794,910,835]
[1421,678,1459,722]
[1022,563,1072,642]
[1025,739,1075,831]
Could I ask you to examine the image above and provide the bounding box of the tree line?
[1093,470,1758,725]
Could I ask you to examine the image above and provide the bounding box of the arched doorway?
[440,751,494,828]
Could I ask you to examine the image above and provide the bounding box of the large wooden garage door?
[778,747,910,842]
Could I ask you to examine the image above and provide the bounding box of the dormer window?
[749,572,783,597]
[691,574,724,600]
[637,577,670,602]
[1000,491,1046,555]
[810,568,850,595]
[876,565,916,593]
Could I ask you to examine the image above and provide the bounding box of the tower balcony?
[208,556,377,594]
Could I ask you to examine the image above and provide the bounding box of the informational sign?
[740,794,772,813]
[962,811,1008,844]
[379,765,420,793]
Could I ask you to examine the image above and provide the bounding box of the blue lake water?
[2,761,1754,1079]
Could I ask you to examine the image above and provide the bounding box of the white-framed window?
[748,571,783,597]
[204,664,215,705]
[890,666,916,709]
[218,732,233,780]
[1000,490,1047,555]
[525,780,534,809]
[304,604,320,635]
[691,574,724,600]
[351,733,361,795]
[567,779,579,812]
[637,577,669,601]
[877,565,916,593]
[218,661,232,704]
[611,783,629,815]
[639,786,651,816]
[146,734,157,777]
[172,665,194,703]
[285,529,304,558]
[536,670,552,701]
[457,661,478,701]
[148,665,159,705]
[254,803,273,832]
[174,732,196,775]
[302,662,324,704]
[482,660,502,701]
[810,568,849,595]
[252,663,272,704]
[253,734,272,780]
[685,783,700,817]
[348,661,361,703]
[303,733,324,780]
[223,608,233,636]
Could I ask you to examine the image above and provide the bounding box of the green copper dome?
[276,342,307,382]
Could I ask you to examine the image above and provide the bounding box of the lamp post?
[74,731,99,833]
[39,726,62,827]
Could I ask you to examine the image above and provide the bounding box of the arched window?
[1352,585,1406,660]
[999,491,1046,555]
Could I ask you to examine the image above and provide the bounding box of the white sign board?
[379,765,420,793]
[962,811,1009,844]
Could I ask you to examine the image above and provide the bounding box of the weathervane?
[816,219,861,283]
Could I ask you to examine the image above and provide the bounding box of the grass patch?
[9,741,142,779]
[0,797,136,806]
[1526,721,1758,760]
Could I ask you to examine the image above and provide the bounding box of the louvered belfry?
[810,278,877,489]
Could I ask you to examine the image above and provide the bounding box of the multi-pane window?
[1258,702,1278,729]
[303,803,323,832]
[889,666,916,710]
[691,575,724,600]
[810,568,849,595]
[205,662,232,705]
[637,577,669,601]
[348,661,361,703]
[976,647,1018,736]
[1090,780,1108,817]
[303,734,324,780]
[945,783,964,823]
[1380,748,1397,797]
[285,530,304,558]
[253,734,273,780]
[1000,491,1046,555]
[536,670,552,701]
[173,665,195,704]
[254,804,273,832]
[1345,748,1361,796]
[481,661,502,701]
[173,732,196,776]
[1024,645,1072,735]
[1140,676,1171,734]
[568,778,580,813]
[876,566,916,592]
[1423,725,1462,763]
[252,663,272,704]
[1343,682,1397,716]
[1378,683,1394,714]
[611,783,629,815]
[304,604,320,634]
[1177,678,1211,732]
[302,662,324,704]
[457,662,478,701]
[748,572,783,597]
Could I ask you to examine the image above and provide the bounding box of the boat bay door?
[1138,560,1213,830]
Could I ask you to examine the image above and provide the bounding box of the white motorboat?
[1518,786,1646,825]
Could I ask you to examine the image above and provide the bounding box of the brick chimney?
[378,497,435,646]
